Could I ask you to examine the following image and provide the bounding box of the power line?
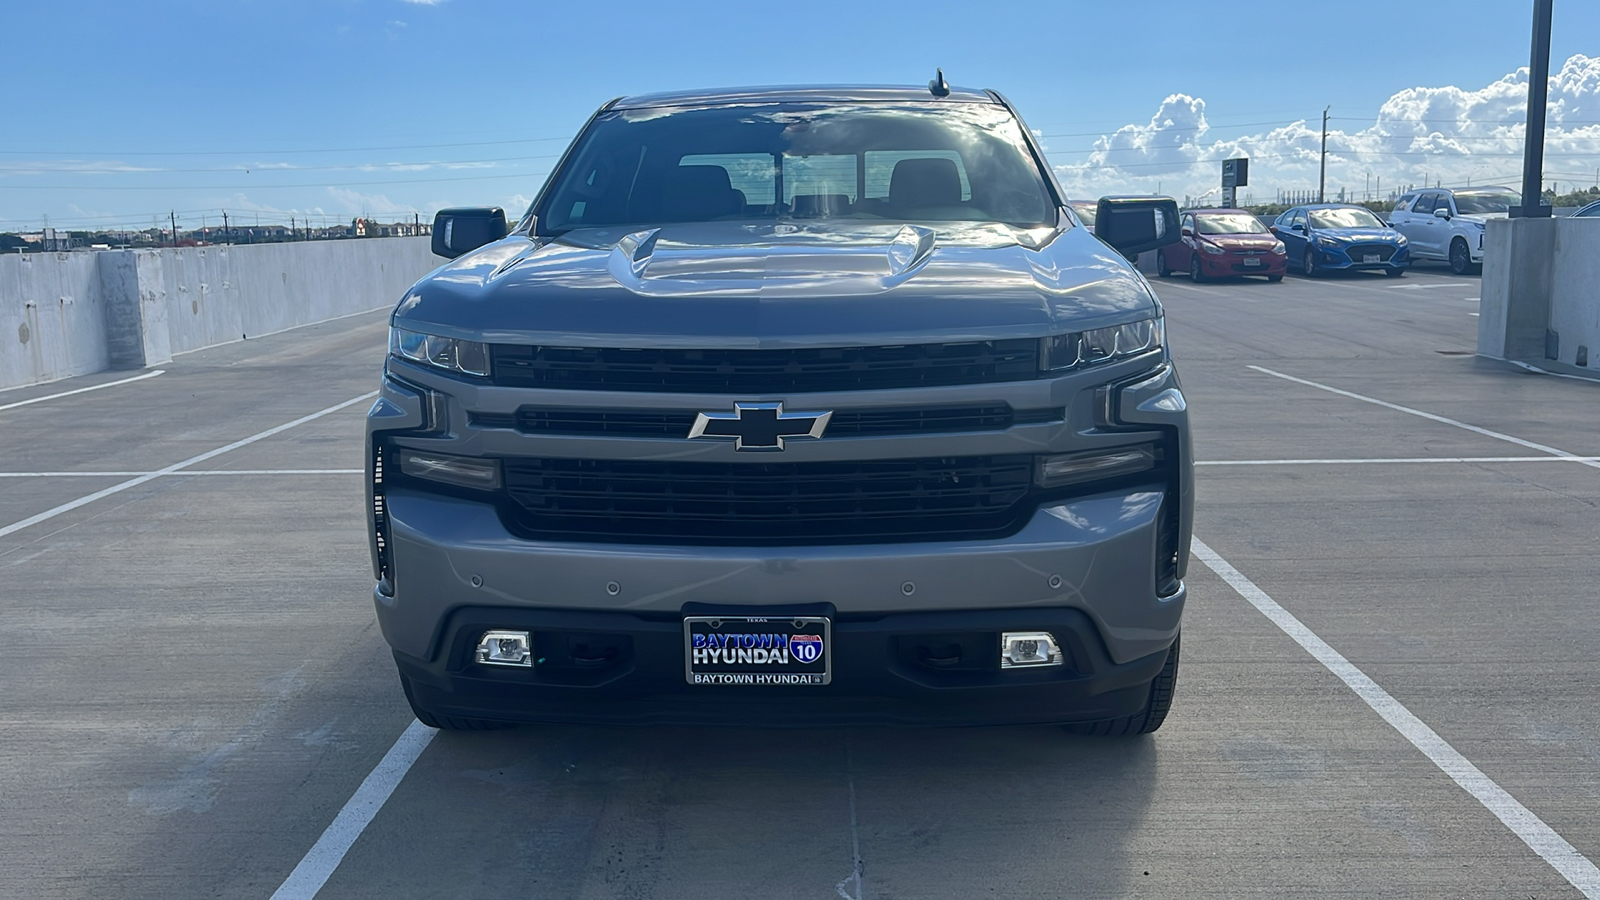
[0,170,549,191]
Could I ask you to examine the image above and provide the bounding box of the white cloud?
[326,187,419,217]
[1053,53,1600,204]
[399,0,445,5]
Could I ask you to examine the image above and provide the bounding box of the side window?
[1440,193,1456,215]
[1181,213,1195,232]
[1289,210,1307,230]
[1394,194,1415,213]
[1411,193,1437,215]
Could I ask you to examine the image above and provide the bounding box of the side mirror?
[432,207,507,259]
[1180,226,1194,237]
[1433,207,1453,220]
[1291,223,1306,233]
[1093,196,1181,257]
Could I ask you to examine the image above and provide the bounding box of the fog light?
[476,630,532,667]
[1001,631,1063,668]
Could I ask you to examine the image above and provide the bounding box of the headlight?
[1271,242,1287,255]
[1315,235,1339,247]
[1201,241,1226,255]
[1035,443,1160,488]
[1040,317,1163,371]
[397,449,501,490]
[389,326,491,377]
[1396,235,1408,246]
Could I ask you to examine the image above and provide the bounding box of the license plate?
[1364,254,1381,264]
[1242,257,1261,266]
[684,616,831,685]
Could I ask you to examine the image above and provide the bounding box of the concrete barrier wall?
[1479,217,1600,376]
[1,237,438,390]
[1548,219,1600,370]
[0,252,111,389]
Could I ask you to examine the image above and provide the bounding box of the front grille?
[489,340,1041,393]
[1345,243,1396,262]
[471,405,1061,438]
[370,445,392,584]
[500,455,1035,544]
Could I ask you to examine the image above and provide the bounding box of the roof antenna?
[928,67,950,98]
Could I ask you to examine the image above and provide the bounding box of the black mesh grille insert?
[489,340,1041,393]
[471,405,1057,438]
[500,455,1035,544]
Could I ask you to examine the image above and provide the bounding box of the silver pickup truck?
[367,79,1191,734]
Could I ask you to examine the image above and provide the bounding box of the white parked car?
[1388,185,1519,274]
[1572,199,1600,218]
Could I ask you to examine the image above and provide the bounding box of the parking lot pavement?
[2,269,1597,898]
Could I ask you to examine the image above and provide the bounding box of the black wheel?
[1065,635,1180,736]
[1267,274,1284,283]
[1301,248,1318,277]
[1189,256,1205,283]
[1156,251,1172,278]
[1384,266,1405,277]
[1449,238,1474,275]
[400,671,517,731]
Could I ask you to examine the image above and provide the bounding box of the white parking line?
[0,393,376,540]
[1248,365,1600,471]
[1153,280,1229,297]
[1192,538,1600,898]
[1198,456,1600,466]
[0,469,362,478]
[0,369,165,412]
[269,721,436,900]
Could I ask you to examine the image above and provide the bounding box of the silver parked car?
[367,82,1191,734]
[1388,185,1519,274]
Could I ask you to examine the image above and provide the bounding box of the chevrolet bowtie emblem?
[687,402,833,451]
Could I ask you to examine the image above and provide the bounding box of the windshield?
[1309,207,1386,230]
[1195,214,1268,235]
[1453,192,1519,215]
[537,102,1057,234]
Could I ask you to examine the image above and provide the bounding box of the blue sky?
[3,0,1598,232]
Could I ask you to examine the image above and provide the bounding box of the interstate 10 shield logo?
[788,633,825,664]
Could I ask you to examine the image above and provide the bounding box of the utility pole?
[1516,0,1554,217]
[170,211,178,247]
[1319,106,1330,203]
[291,216,296,241]
[222,210,229,244]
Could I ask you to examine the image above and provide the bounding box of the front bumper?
[1313,244,1410,271]
[394,604,1178,727]
[1200,253,1287,277]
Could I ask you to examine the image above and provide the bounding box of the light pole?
[1515,0,1554,217]
[1318,106,1330,203]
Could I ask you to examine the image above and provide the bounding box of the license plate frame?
[683,616,832,686]
[1242,257,1261,267]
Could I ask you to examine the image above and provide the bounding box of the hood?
[1456,213,1505,226]
[396,221,1160,348]
[1197,234,1280,250]
[1311,227,1402,243]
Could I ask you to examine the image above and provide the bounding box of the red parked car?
[1157,208,1286,282]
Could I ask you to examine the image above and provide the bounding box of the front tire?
[1267,273,1284,283]
[400,671,517,731]
[1065,635,1180,736]
[1157,251,1172,278]
[1190,256,1205,283]
[1449,238,1475,275]
[1301,248,1318,277]
[1384,266,1406,277]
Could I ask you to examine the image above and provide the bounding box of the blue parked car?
[1270,204,1411,277]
